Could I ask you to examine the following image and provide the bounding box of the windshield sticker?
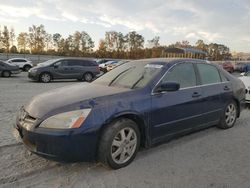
[145,64,163,69]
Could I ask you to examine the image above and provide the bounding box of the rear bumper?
[11,70,21,74]
[14,123,99,162]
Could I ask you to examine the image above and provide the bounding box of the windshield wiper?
[131,72,146,89]
[108,68,132,86]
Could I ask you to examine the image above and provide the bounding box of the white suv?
[7,58,33,71]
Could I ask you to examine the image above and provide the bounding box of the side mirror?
[155,82,180,93]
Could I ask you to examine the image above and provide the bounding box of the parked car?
[14,58,245,169]
[7,58,33,71]
[222,62,234,73]
[234,62,246,72]
[0,60,21,77]
[99,60,118,73]
[106,60,129,72]
[242,64,250,73]
[28,58,100,83]
[239,71,250,103]
[96,58,117,65]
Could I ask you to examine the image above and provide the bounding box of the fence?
[0,53,250,66]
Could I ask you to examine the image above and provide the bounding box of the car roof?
[8,58,28,60]
[130,58,209,67]
[55,57,96,61]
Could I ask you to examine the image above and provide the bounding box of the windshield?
[37,59,59,67]
[94,61,163,89]
[4,61,12,66]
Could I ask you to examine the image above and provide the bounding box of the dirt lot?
[0,72,250,188]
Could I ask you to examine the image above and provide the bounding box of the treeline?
[0,25,231,60]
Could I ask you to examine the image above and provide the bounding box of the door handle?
[224,86,230,91]
[192,92,201,98]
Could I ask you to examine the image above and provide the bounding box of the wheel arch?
[39,71,53,80]
[99,112,149,149]
[1,70,11,77]
[83,71,94,77]
[232,97,240,117]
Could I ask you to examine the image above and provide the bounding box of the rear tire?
[98,118,140,169]
[217,101,238,129]
[39,73,51,83]
[2,71,11,77]
[83,72,93,82]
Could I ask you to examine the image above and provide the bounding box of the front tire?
[2,71,11,77]
[98,118,140,169]
[39,73,51,83]
[217,101,238,129]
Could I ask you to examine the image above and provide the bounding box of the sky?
[0,0,250,52]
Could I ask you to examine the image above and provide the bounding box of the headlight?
[39,109,91,129]
[29,69,37,73]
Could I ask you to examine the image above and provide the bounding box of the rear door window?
[161,63,197,89]
[197,64,221,85]
[12,59,26,63]
[68,60,84,67]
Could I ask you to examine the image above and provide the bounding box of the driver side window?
[161,63,197,89]
[54,60,68,67]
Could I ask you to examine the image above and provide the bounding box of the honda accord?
[14,58,245,169]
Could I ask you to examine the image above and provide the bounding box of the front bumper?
[14,123,99,162]
[28,72,39,81]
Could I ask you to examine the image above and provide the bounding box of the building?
[232,52,250,60]
[163,47,207,59]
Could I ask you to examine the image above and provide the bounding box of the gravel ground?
[0,72,250,188]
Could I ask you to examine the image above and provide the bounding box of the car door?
[150,62,205,143]
[195,63,231,122]
[10,59,26,68]
[52,60,71,79]
[67,60,84,78]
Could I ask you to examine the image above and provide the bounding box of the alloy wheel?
[225,103,236,127]
[111,127,137,164]
[41,73,51,83]
[84,73,92,82]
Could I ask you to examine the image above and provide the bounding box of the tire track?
[0,142,22,150]
[0,164,60,185]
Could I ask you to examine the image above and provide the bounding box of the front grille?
[246,89,250,94]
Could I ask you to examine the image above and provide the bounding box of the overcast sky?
[0,0,249,52]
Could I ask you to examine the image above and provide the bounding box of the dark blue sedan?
[14,58,245,169]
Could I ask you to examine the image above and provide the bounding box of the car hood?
[24,83,130,118]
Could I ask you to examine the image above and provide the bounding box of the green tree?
[45,33,52,52]
[147,36,160,48]
[124,31,144,58]
[53,33,62,51]
[1,26,10,53]
[9,28,15,47]
[28,25,46,54]
[17,32,29,53]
